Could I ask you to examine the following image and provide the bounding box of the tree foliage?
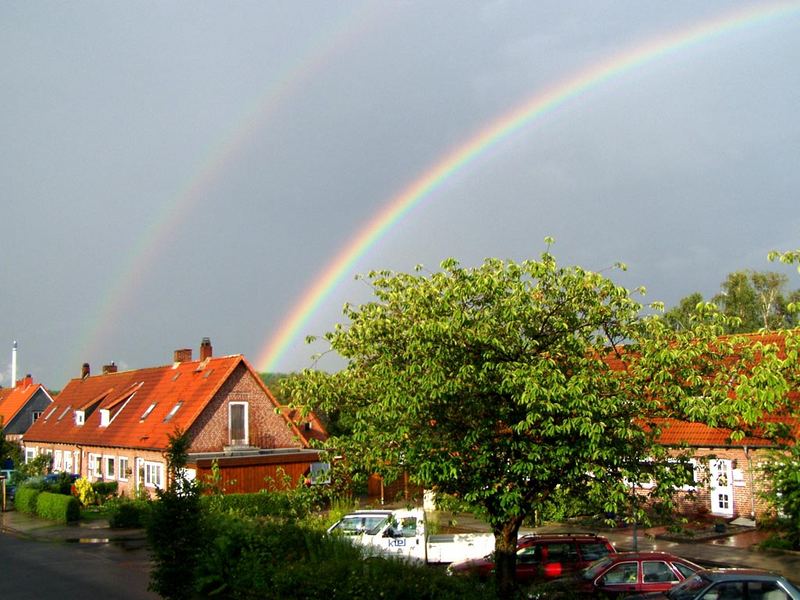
[665,269,800,334]
[288,248,799,595]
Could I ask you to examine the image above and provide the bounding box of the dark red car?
[447,532,616,583]
[569,551,702,596]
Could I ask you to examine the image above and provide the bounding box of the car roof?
[700,568,789,581]
[608,551,695,561]
[519,532,611,544]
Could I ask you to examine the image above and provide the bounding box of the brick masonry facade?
[664,446,776,521]
[187,363,302,452]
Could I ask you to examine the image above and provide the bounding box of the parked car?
[548,551,702,597]
[447,532,616,583]
[628,568,800,600]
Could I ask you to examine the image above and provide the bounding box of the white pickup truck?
[326,508,496,564]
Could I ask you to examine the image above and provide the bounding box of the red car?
[569,551,702,596]
[447,532,616,583]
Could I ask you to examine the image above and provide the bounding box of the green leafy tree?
[662,292,708,331]
[289,246,797,596]
[146,430,202,600]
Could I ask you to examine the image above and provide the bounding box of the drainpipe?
[745,446,756,522]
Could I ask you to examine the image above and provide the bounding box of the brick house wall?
[187,363,301,452]
[665,446,776,521]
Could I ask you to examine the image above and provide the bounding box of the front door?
[709,459,734,517]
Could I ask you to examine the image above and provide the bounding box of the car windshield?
[582,557,615,580]
[332,515,390,536]
[666,574,711,600]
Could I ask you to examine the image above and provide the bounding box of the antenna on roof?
[11,340,18,389]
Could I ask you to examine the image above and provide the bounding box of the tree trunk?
[494,516,524,598]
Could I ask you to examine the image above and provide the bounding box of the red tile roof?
[0,378,51,428]
[23,355,316,451]
[653,418,786,448]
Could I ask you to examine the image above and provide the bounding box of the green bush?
[194,514,497,600]
[92,481,118,503]
[36,491,80,523]
[200,491,293,518]
[108,498,151,528]
[14,486,40,514]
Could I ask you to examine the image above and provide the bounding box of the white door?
[709,459,734,517]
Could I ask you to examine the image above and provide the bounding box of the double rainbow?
[256,2,800,373]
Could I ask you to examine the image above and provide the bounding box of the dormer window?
[75,410,85,425]
[100,409,110,427]
[140,403,157,421]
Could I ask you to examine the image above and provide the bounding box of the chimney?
[174,348,192,363]
[81,363,90,379]
[102,362,118,374]
[11,340,17,389]
[22,374,33,388]
[199,337,213,361]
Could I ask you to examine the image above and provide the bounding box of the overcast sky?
[2,1,799,389]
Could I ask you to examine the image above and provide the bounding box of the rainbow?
[69,4,388,381]
[256,1,800,373]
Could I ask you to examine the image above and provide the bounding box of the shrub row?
[14,488,79,523]
[36,491,81,523]
[193,514,495,600]
[200,490,293,518]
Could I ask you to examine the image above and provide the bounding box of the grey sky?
[2,1,799,389]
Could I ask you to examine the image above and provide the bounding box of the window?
[105,456,116,479]
[580,542,612,562]
[642,561,679,583]
[75,410,85,425]
[64,451,73,474]
[229,402,249,446]
[57,406,72,421]
[89,453,102,479]
[25,447,36,463]
[140,403,157,421]
[118,457,129,481]
[44,406,58,420]
[601,562,638,585]
[31,411,43,424]
[144,461,164,489]
[54,450,63,471]
[308,462,331,485]
[164,402,182,423]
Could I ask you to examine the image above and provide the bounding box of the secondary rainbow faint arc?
[69,4,388,379]
[257,1,800,373]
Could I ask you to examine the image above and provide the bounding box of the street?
[0,530,157,600]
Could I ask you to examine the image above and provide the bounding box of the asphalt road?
[0,531,157,599]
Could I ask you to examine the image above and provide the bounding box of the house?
[22,339,327,496]
[645,331,800,522]
[654,417,781,522]
[0,374,54,443]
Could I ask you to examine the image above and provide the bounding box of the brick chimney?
[174,348,192,363]
[199,337,213,361]
[18,374,33,388]
[102,362,118,374]
[81,363,90,379]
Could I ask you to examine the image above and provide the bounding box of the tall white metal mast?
[11,340,18,388]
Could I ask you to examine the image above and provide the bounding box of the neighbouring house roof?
[653,417,786,448]
[0,376,52,430]
[23,354,319,451]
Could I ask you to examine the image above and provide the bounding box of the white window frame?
[105,456,116,480]
[88,453,102,480]
[63,450,73,474]
[144,461,164,489]
[228,401,249,446]
[118,456,130,482]
[54,450,63,471]
[25,447,37,463]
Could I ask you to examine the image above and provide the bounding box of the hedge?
[14,487,40,515]
[36,491,81,523]
[200,491,293,518]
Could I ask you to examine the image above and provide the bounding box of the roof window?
[44,406,58,420]
[163,402,182,423]
[57,406,72,421]
[140,402,157,421]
